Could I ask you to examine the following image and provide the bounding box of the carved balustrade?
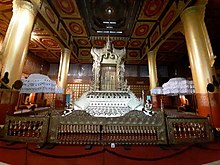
[48,110,167,145]
[1,111,214,145]
[166,117,213,144]
[3,116,49,143]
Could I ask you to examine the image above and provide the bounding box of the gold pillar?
[0,0,38,87]
[181,5,214,93]
[148,50,160,108]
[0,35,4,71]
[181,5,220,127]
[147,50,158,90]
[0,35,3,51]
[58,48,71,93]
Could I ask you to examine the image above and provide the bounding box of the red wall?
[0,141,220,165]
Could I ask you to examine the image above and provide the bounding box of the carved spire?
[106,36,112,52]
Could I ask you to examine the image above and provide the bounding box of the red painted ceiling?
[0,0,219,67]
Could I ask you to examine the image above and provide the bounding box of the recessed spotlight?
[105,7,114,15]
[107,9,112,14]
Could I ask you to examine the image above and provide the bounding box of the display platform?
[1,108,213,145]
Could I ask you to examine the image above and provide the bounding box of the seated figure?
[142,100,155,117]
[0,72,10,89]
[145,100,152,110]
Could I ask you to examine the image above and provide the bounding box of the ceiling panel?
[132,22,154,38]
[138,0,169,20]
[1,0,220,67]
[64,19,87,37]
[74,38,91,47]
[128,39,145,49]
[50,0,81,18]
[160,2,178,32]
[159,40,184,52]
[34,36,61,50]
[127,50,141,60]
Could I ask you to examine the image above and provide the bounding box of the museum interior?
[0,0,220,164]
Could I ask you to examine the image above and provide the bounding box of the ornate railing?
[1,110,214,145]
[49,111,103,145]
[101,111,166,145]
[48,110,167,145]
[166,117,214,144]
[3,116,49,143]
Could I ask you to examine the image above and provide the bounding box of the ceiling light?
[103,21,116,24]
[106,26,113,29]
[97,30,122,34]
[106,7,114,15]
[107,9,112,14]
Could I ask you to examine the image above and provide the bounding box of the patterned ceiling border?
[33,19,52,36]
[74,37,91,48]
[58,22,70,46]
[147,0,192,52]
[78,48,91,60]
[0,18,9,35]
[64,19,87,37]
[138,0,169,21]
[29,39,45,50]
[1,0,195,65]
[70,56,78,63]
[128,39,145,49]
[160,2,178,33]
[50,0,81,19]
[132,22,154,38]
[112,40,128,48]
[127,49,141,60]
[0,0,12,11]
[90,36,129,41]
[91,39,106,48]
[34,36,61,50]
[70,40,78,57]
[40,1,59,33]
[150,25,161,46]
[50,50,61,58]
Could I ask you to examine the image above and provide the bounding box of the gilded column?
[58,48,71,93]
[0,0,38,87]
[0,35,3,51]
[148,50,158,90]
[181,4,220,127]
[147,50,159,108]
[0,35,4,72]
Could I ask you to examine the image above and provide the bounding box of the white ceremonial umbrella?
[150,87,163,95]
[20,74,63,94]
[162,77,195,96]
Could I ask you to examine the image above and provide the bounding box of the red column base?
[196,93,220,128]
[55,94,66,110]
[151,95,160,108]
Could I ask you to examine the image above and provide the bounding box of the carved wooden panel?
[48,111,168,145]
[166,117,214,144]
[23,52,50,75]
[4,116,49,143]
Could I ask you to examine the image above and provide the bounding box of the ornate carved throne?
[73,37,143,117]
[90,37,128,91]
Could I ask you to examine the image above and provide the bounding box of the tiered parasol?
[162,77,195,96]
[150,87,163,95]
[20,74,63,94]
